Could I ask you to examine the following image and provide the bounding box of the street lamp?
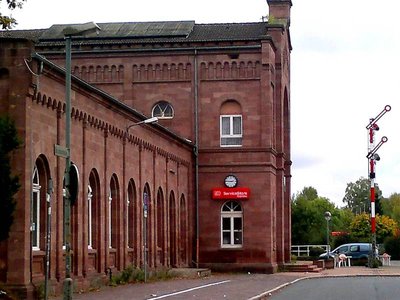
[125,117,157,283]
[126,116,158,132]
[63,22,100,300]
[324,211,331,257]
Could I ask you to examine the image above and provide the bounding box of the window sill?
[88,248,97,254]
[32,249,46,256]
[220,246,243,250]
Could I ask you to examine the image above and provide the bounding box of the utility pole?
[366,105,390,267]
[45,178,53,300]
[61,22,101,300]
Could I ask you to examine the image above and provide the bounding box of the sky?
[4,0,400,207]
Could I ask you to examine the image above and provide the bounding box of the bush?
[110,266,145,285]
[309,246,325,258]
[110,266,172,286]
[384,235,400,260]
[333,234,352,248]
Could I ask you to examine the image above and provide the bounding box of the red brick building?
[0,0,292,298]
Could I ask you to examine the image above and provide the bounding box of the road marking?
[247,277,309,300]
[147,280,231,299]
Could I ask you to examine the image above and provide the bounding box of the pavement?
[51,261,400,300]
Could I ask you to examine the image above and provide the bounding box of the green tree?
[381,193,400,224]
[0,0,26,29]
[0,115,20,241]
[349,212,397,243]
[296,186,318,201]
[291,187,338,245]
[342,177,382,215]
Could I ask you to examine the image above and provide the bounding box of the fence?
[291,245,329,257]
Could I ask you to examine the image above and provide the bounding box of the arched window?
[221,201,243,248]
[88,169,100,271]
[152,101,174,119]
[127,180,136,249]
[32,166,41,250]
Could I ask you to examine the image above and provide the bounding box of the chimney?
[267,0,292,26]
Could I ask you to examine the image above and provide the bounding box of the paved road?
[52,262,400,300]
[271,276,400,300]
[66,273,303,300]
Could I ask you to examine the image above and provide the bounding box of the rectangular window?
[88,186,93,249]
[233,217,243,245]
[109,192,112,248]
[63,188,66,250]
[221,216,243,248]
[126,194,131,248]
[220,115,242,147]
[32,189,40,250]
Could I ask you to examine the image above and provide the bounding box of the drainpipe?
[194,49,199,268]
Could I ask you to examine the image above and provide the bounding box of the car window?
[360,244,370,251]
[350,245,359,252]
[338,246,349,253]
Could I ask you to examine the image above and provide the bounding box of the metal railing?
[291,245,329,256]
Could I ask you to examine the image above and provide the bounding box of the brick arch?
[34,91,42,103]
[31,154,51,278]
[126,178,138,266]
[56,100,63,112]
[220,99,242,115]
[52,98,58,110]
[88,168,101,272]
[71,107,78,118]
[109,173,121,269]
[46,96,53,108]
[40,93,47,106]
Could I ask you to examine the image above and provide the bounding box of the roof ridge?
[196,22,265,26]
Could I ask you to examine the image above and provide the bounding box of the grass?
[109,266,173,286]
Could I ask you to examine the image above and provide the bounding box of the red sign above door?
[211,187,250,200]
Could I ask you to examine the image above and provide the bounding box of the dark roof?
[40,21,196,40]
[0,28,45,40]
[0,21,270,45]
[189,23,268,41]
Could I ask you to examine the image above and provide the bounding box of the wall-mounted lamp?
[126,117,158,132]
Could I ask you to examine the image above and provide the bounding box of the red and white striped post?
[366,105,390,267]
[368,126,377,235]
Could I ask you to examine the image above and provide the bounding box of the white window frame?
[62,187,66,250]
[221,201,243,248]
[32,166,41,250]
[126,193,130,248]
[220,115,242,147]
[108,189,112,248]
[152,101,174,119]
[88,185,93,249]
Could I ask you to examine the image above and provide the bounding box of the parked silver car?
[319,243,375,259]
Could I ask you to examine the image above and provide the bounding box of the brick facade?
[0,0,292,298]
